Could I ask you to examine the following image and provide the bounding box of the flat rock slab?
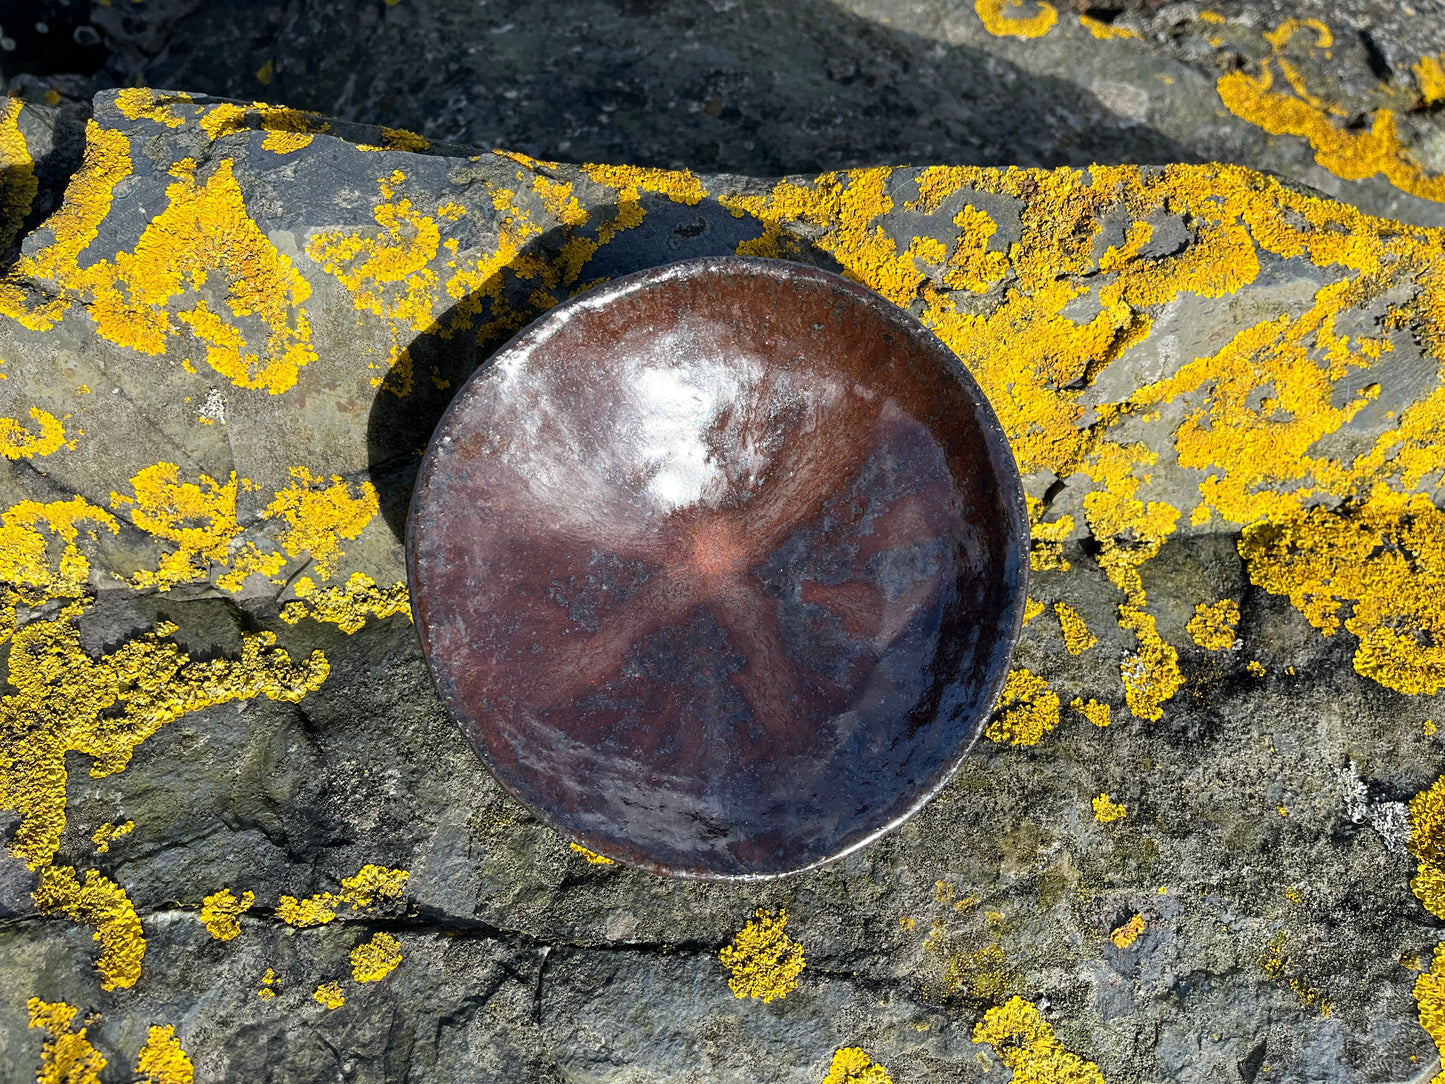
[0,88,1442,1083]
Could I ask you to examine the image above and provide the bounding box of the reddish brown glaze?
[408,258,1027,878]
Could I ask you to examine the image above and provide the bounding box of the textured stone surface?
[0,85,1442,1083]
[7,0,1445,228]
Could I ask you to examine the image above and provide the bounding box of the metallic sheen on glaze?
[407,257,1028,878]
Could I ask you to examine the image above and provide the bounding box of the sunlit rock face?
[409,259,1028,877]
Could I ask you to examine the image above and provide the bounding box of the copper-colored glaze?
[407,257,1027,878]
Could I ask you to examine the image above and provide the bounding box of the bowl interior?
[408,257,1027,878]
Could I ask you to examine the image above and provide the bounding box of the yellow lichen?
[1414,942,1445,1076]
[199,888,254,941]
[1416,53,1445,106]
[570,842,615,864]
[380,126,430,152]
[1410,776,1445,919]
[0,120,129,332]
[26,998,106,1084]
[1186,599,1241,651]
[0,591,329,988]
[3,125,316,390]
[1028,496,1073,571]
[115,88,188,129]
[1079,14,1139,41]
[91,820,133,854]
[257,967,278,999]
[1055,603,1097,654]
[0,407,67,459]
[280,572,411,633]
[1240,496,1445,695]
[278,863,409,927]
[351,931,403,982]
[986,668,1061,746]
[821,1047,894,1084]
[1217,20,1445,202]
[262,467,379,580]
[1093,794,1127,824]
[1110,914,1145,948]
[133,1025,194,1084]
[0,497,118,597]
[313,981,345,1010]
[0,97,38,254]
[976,0,1057,39]
[972,996,1106,1084]
[1247,660,1267,676]
[719,908,806,1003]
[1070,698,1111,728]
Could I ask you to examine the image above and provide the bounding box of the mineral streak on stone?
[0,87,1442,1081]
[408,258,1027,877]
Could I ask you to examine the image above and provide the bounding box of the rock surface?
[0,84,1442,1083]
[6,0,1445,228]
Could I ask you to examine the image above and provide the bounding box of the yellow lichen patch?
[1118,606,1184,721]
[1240,495,1445,696]
[0,597,329,987]
[313,981,346,1010]
[199,887,254,941]
[351,931,403,982]
[5,127,316,389]
[1217,20,1445,202]
[0,407,67,459]
[0,97,38,254]
[0,120,129,332]
[986,667,1061,746]
[821,1047,894,1084]
[719,908,806,1003]
[307,169,443,334]
[110,463,291,593]
[972,996,1106,1084]
[102,158,316,391]
[1093,794,1127,824]
[1055,603,1097,654]
[115,88,189,129]
[340,863,409,906]
[278,892,342,927]
[582,162,706,241]
[26,998,106,1084]
[133,1025,194,1084]
[1413,942,1445,1074]
[1110,913,1145,948]
[1071,698,1111,728]
[1027,496,1073,571]
[1416,54,1445,106]
[91,820,133,854]
[0,497,118,597]
[1186,599,1241,650]
[570,842,615,864]
[1079,14,1139,40]
[976,0,1057,39]
[262,467,379,580]
[279,863,409,926]
[1022,597,1045,625]
[31,864,145,991]
[257,967,278,999]
[380,126,430,152]
[1410,776,1445,919]
[280,572,411,634]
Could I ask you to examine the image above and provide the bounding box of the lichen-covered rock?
[0,87,1442,1082]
